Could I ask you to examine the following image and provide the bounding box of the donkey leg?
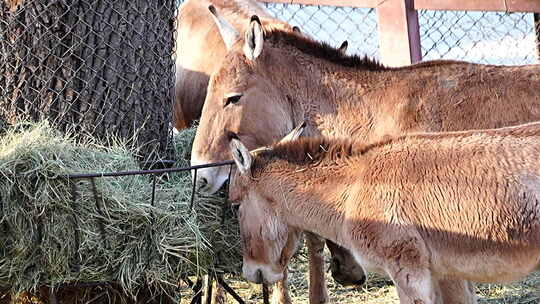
[305,232,329,304]
[438,279,477,304]
[270,268,292,304]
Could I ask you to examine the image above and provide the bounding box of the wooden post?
[535,13,540,60]
[376,0,422,67]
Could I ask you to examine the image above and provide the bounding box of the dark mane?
[263,29,467,71]
[256,136,395,166]
[265,29,387,71]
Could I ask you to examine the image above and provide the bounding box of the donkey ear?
[338,40,348,54]
[244,15,264,60]
[278,121,306,144]
[209,5,240,51]
[230,138,253,175]
[292,26,301,34]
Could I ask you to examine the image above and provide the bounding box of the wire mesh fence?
[419,10,539,65]
[263,3,380,58]
[2,1,539,168]
[0,0,177,162]
[261,1,539,65]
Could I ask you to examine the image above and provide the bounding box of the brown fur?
[177,3,345,303]
[254,121,540,166]
[174,0,297,130]
[4,0,23,12]
[181,4,364,302]
[232,122,540,303]
[193,23,540,304]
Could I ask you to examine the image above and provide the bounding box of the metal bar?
[259,0,378,7]
[259,0,540,12]
[191,277,203,304]
[147,174,157,267]
[535,13,540,59]
[204,275,214,304]
[62,160,235,179]
[414,0,540,12]
[90,178,109,250]
[70,182,81,274]
[215,276,245,304]
[221,164,234,224]
[190,168,198,211]
[221,165,232,225]
[262,284,270,304]
[151,174,157,207]
[226,164,233,194]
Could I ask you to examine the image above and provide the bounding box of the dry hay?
[0,122,240,301]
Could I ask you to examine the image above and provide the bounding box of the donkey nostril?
[197,177,208,189]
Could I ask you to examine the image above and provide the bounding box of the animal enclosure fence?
[259,0,540,66]
[0,0,176,161]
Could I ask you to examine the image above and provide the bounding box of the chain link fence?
[419,10,538,65]
[4,1,536,165]
[0,0,177,161]
[261,2,539,65]
[264,3,380,58]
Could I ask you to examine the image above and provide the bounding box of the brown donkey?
[184,5,358,304]
[228,122,540,304]
[174,0,347,130]
[192,13,540,303]
[174,0,295,130]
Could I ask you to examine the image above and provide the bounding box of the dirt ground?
[178,248,540,304]
[3,247,539,304]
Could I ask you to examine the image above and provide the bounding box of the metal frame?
[2,160,271,303]
[0,160,259,303]
[61,160,252,304]
[260,0,540,12]
[260,0,540,67]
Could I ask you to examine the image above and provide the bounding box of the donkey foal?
[228,122,540,304]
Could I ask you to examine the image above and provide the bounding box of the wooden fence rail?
[260,0,540,66]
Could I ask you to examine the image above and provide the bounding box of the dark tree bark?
[0,0,175,161]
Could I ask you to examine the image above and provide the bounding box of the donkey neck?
[273,53,388,142]
[258,161,354,245]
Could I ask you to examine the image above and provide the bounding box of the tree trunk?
[0,0,175,161]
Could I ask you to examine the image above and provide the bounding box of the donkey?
[228,122,540,304]
[174,0,347,130]
[191,12,540,303]
[180,4,356,304]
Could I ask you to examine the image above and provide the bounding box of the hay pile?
[0,122,241,296]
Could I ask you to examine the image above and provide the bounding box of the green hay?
[0,122,240,297]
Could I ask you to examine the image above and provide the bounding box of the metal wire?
[261,2,538,65]
[0,0,177,161]
[419,10,539,64]
[263,3,379,58]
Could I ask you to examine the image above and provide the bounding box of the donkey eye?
[224,94,243,107]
